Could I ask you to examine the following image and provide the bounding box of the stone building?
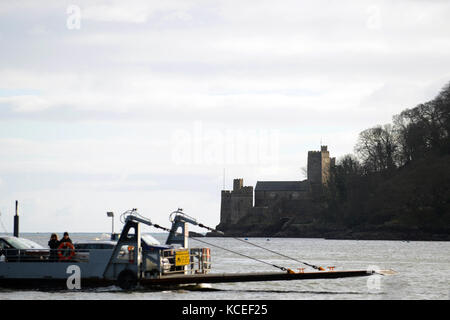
[307,145,335,186]
[254,181,309,207]
[220,178,253,225]
[219,146,335,227]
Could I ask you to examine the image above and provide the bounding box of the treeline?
[322,82,450,239]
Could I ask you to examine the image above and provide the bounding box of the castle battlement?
[239,186,254,193]
[221,190,232,196]
[221,187,253,195]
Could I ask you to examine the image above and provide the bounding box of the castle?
[219,146,335,227]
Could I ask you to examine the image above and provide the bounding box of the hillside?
[213,82,450,240]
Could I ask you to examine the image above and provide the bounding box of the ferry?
[0,208,393,290]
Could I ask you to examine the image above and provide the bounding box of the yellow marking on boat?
[175,250,190,266]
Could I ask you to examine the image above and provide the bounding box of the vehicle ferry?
[0,208,393,290]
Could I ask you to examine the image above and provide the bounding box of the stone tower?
[220,178,253,225]
[307,146,334,186]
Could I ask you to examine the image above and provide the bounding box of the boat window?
[100,243,114,249]
[20,238,45,249]
[5,237,44,250]
[75,242,115,250]
[0,239,12,249]
[75,243,90,250]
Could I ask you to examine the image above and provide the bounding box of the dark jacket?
[48,239,60,261]
[48,239,60,249]
[59,237,73,244]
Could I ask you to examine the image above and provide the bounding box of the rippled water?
[0,233,449,300]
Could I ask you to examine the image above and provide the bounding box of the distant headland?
[212,82,450,241]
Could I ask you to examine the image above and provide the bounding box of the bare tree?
[355,124,399,173]
[394,82,450,164]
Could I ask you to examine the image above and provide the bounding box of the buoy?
[57,242,75,261]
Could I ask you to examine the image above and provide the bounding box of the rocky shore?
[208,222,450,241]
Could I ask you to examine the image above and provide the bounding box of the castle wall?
[230,189,253,224]
[255,190,308,207]
[220,180,253,225]
[308,146,332,186]
[307,151,322,184]
[220,191,232,224]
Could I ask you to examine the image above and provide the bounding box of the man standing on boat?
[56,232,75,262]
[60,232,72,244]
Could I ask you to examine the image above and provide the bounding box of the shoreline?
[206,228,450,241]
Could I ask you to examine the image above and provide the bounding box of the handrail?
[0,248,115,263]
[160,247,211,275]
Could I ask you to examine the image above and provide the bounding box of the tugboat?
[0,207,394,290]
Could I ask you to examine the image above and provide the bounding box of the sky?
[0,0,449,233]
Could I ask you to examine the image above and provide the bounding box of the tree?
[336,154,362,177]
[355,124,399,173]
[331,154,361,202]
[394,83,450,164]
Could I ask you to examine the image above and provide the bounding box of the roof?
[255,181,309,192]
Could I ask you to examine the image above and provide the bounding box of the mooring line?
[181,219,324,271]
[188,218,324,271]
[231,237,325,271]
[189,236,289,272]
[146,216,291,272]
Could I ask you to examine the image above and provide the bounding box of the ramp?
[140,269,385,286]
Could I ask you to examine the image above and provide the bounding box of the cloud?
[81,0,198,24]
[0,95,51,112]
[1,0,450,231]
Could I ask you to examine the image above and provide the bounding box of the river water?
[0,233,448,300]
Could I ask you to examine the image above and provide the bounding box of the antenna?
[106,211,114,236]
[14,200,19,237]
[223,168,225,190]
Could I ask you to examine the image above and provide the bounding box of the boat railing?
[160,247,211,275]
[0,246,212,277]
[0,248,109,263]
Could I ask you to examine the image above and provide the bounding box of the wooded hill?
[307,82,450,240]
[215,82,450,240]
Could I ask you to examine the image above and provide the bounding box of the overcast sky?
[0,0,449,233]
